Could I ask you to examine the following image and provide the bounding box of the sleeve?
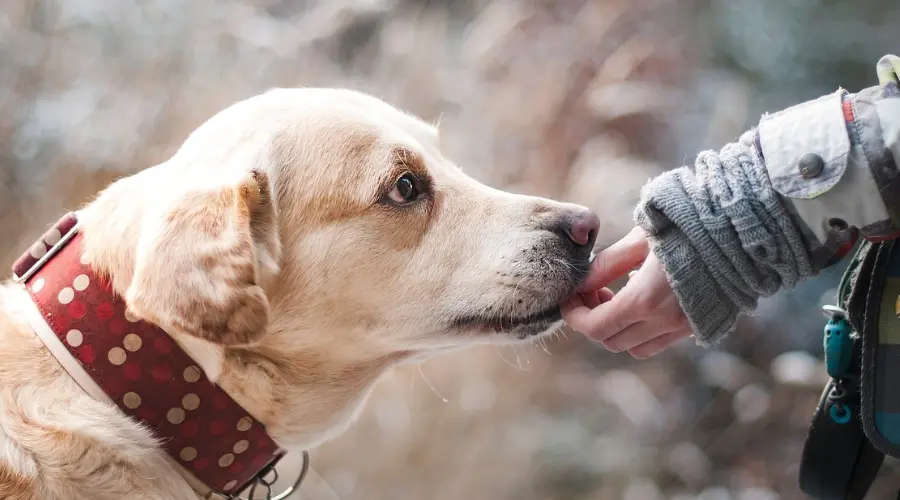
[632,54,900,346]
[633,130,817,347]
[758,54,900,254]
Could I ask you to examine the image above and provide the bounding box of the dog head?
[79,88,599,445]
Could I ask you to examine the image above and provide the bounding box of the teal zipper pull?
[822,305,854,380]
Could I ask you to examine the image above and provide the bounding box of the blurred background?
[2,0,900,498]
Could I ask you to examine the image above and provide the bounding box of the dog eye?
[387,173,419,204]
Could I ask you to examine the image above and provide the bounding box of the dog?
[0,88,599,499]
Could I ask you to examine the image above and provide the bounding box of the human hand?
[561,227,692,358]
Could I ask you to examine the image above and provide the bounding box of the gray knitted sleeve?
[633,130,819,346]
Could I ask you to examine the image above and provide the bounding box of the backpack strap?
[856,236,900,459]
[799,240,886,499]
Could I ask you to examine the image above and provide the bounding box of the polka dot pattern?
[73,274,90,291]
[17,218,282,495]
[30,243,47,259]
[182,393,200,411]
[219,453,235,468]
[44,228,62,246]
[167,407,186,424]
[233,440,249,454]
[58,287,74,305]
[108,347,127,366]
[66,329,83,347]
[123,392,142,409]
[183,365,202,383]
[123,333,142,352]
[180,447,198,462]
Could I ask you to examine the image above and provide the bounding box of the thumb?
[576,227,650,293]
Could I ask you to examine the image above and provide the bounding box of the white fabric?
[759,89,889,242]
[759,89,850,199]
[877,97,900,160]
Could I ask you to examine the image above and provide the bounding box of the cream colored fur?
[0,88,598,499]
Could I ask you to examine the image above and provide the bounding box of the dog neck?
[222,337,407,450]
[73,175,410,451]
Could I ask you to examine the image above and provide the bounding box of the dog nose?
[558,208,600,248]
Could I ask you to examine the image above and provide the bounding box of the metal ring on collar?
[234,450,310,500]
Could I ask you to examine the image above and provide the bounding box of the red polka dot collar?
[11,212,305,499]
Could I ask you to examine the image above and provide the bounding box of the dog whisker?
[494,345,525,371]
[417,363,449,403]
[537,336,552,355]
[512,345,530,370]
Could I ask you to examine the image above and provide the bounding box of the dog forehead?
[175,88,440,170]
[310,88,438,139]
[172,87,458,212]
[271,89,451,172]
[262,88,439,155]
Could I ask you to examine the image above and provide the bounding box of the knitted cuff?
[643,225,741,347]
[634,175,742,346]
[632,129,817,346]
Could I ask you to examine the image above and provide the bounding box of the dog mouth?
[445,252,590,340]
[449,304,563,337]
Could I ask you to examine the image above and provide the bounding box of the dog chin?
[492,318,564,343]
[449,305,564,340]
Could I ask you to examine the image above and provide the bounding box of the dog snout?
[552,207,600,249]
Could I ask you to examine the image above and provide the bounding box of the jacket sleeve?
[632,54,900,346]
[757,54,900,261]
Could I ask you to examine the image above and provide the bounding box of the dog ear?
[125,169,281,346]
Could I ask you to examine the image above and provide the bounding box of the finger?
[601,317,675,353]
[627,328,692,359]
[561,288,614,313]
[583,288,614,308]
[562,292,641,342]
[561,292,585,311]
[577,227,649,293]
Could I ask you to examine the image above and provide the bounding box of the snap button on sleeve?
[799,153,825,178]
